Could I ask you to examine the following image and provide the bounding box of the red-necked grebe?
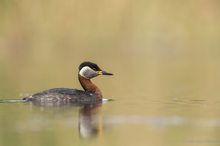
[23,61,113,104]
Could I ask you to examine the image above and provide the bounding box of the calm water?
[1,0,220,146]
[1,94,220,146]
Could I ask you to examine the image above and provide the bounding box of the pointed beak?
[97,70,113,76]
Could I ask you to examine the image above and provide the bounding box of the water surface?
[1,95,220,146]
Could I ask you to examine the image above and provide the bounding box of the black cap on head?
[79,61,102,71]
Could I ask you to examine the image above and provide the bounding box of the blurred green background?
[0,0,220,146]
[0,0,220,99]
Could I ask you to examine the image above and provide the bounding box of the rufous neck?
[78,75,102,99]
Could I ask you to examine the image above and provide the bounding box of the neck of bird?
[78,75,102,99]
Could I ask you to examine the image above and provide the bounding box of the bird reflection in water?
[29,101,104,139]
[79,103,103,138]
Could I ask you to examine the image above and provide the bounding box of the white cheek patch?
[79,66,90,79]
[79,66,97,79]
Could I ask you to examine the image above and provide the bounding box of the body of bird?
[23,61,113,105]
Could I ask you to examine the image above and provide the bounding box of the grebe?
[23,61,113,105]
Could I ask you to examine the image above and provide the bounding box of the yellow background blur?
[0,1,220,146]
